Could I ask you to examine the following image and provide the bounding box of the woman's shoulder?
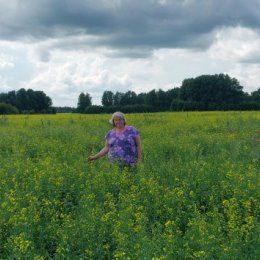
[126,126,139,134]
[105,128,116,138]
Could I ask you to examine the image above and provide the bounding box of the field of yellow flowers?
[0,111,259,260]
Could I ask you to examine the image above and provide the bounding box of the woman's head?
[109,111,126,127]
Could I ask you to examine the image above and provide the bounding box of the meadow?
[0,111,259,260]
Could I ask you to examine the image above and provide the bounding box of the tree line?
[0,74,259,114]
[0,88,54,114]
[77,74,260,113]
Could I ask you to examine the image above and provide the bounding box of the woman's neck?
[115,125,126,133]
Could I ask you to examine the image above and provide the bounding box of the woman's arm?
[87,140,109,161]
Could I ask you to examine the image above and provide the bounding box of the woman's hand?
[87,143,109,162]
[87,156,97,161]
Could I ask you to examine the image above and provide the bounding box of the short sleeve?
[130,126,139,137]
[105,130,113,140]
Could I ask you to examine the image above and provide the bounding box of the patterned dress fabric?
[105,126,139,165]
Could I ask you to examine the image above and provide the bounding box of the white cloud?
[0,54,14,69]
[228,64,260,93]
[209,26,260,63]
[1,33,259,107]
[23,48,133,106]
[0,1,260,106]
[208,26,260,91]
[0,75,9,91]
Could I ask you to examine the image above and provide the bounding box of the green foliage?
[102,90,114,106]
[179,74,246,111]
[85,104,155,114]
[84,74,259,113]
[0,88,53,114]
[0,103,19,114]
[77,92,92,113]
[0,112,259,259]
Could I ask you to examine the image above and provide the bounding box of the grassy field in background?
[0,111,259,259]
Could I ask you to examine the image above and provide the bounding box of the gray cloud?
[1,0,260,56]
[1,0,260,107]
[242,54,260,64]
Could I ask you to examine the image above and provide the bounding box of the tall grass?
[0,112,259,259]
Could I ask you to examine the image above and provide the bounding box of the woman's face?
[113,116,125,128]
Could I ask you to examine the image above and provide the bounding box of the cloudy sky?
[0,0,260,107]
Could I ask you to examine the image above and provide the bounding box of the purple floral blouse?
[105,126,139,165]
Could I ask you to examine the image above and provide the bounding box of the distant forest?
[0,88,55,114]
[76,74,260,113]
[0,74,259,114]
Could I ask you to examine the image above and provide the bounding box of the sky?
[0,0,260,107]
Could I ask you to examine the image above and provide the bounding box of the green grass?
[0,112,259,259]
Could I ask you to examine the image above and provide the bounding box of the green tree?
[0,103,19,114]
[250,88,260,103]
[136,93,146,105]
[5,90,17,106]
[32,90,52,112]
[0,89,53,113]
[121,91,137,105]
[77,92,92,113]
[166,88,180,108]
[145,89,157,106]
[113,92,124,106]
[16,88,28,110]
[15,88,52,113]
[240,88,260,110]
[156,89,167,109]
[179,74,244,110]
[102,90,114,106]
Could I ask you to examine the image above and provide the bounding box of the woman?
[88,111,141,167]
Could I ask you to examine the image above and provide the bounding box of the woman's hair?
[109,111,126,126]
